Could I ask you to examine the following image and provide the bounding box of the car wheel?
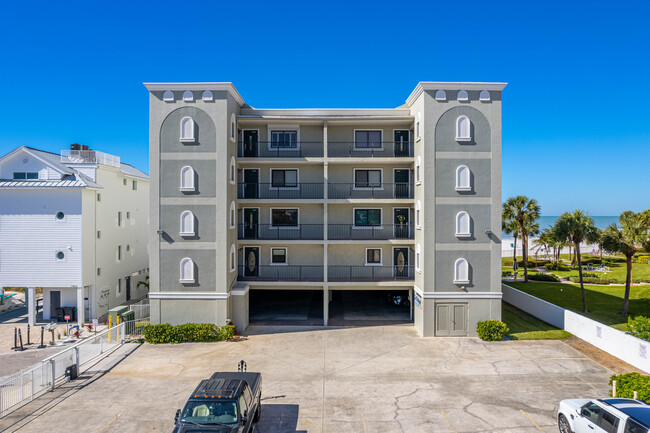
[558,414,572,433]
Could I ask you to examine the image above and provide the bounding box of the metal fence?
[0,324,124,419]
[130,299,150,321]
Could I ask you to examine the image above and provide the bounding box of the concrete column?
[323,121,328,283]
[323,286,329,327]
[27,287,36,327]
[76,286,84,327]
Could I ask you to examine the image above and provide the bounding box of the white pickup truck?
[558,398,650,433]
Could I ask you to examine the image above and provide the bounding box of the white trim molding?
[144,82,245,106]
[406,82,508,106]
[149,292,230,300]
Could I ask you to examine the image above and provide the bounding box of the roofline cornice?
[143,82,244,106]
[405,81,508,107]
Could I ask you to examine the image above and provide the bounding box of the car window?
[598,410,620,433]
[582,403,602,424]
[625,419,648,433]
[239,395,248,417]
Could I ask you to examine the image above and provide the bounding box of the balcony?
[238,183,324,199]
[328,183,413,199]
[238,224,324,240]
[328,142,413,158]
[328,224,414,240]
[237,142,323,158]
[328,266,415,282]
[238,265,324,281]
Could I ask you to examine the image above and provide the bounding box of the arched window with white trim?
[229,201,235,228]
[415,112,421,140]
[456,115,471,142]
[456,165,471,191]
[457,90,469,101]
[435,89,446,101]
[180,116,195,142]
[182,90,194,102]
[454,258,469,284]
[415,156,422,184]
[455,211,471,238]
[416,200,421,228]
[230,244,236,272]
[180,257,195,283]
[202,90,213,101]
[180,210,195,236]
[479,90,490,101]
[163,90,174,102]
[230,113,236,141]
[415,244,421,272]
[180,166,195,191]
[229,156,236,184]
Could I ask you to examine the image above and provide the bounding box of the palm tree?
[554,210,599,312]
[534,227,554,259]
[137,276,150,291]
[503,196,540,283]
[503,219,520,272]
[601,212,649,315]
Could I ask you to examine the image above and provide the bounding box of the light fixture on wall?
[485,229,492,236]
[157,229,165,235]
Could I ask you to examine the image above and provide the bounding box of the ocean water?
[502,216,619,240]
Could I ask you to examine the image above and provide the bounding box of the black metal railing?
[237,183,324,199]
[328,265,415,281]
[328,183,413,199]
[238,224,324,240]
[238,265,324,281]
[328,142,413,158]
[328,224,413,240]
[237,142,323,158]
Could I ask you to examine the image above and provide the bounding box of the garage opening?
[328,290,412,327]
[249,289,323,326]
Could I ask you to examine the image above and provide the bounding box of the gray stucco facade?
[145,81,506,337]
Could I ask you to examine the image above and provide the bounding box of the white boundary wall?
[502,283,650,373]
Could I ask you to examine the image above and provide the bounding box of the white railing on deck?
[0,324,124,418]
[60,150,120,168]
[130,299,150,321]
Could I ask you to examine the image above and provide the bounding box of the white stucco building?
[0,145,149,327]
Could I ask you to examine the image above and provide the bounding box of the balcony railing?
[61,150,121,168]
[238,224,324,240]
[328,265,415,282]
[237,142,323,158]
[238,183,324,199]
[328,183,413,199]
[328,224,413,240]
[328,142,413,158]
[238,265,324,281]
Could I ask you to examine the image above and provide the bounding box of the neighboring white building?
[0,145,149,327]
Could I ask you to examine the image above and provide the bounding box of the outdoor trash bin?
[63,306,76,322]
[55,307,65,322]
[65,364,77,381]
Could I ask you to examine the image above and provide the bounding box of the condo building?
[145,81,505,337]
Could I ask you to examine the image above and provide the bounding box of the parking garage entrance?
[249,289,324,326]
[328,290,412,327]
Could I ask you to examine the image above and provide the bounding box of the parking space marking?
[361,413,368,432]
[98,413,121,431]
[441,410,458,433]
[521,410,545,432]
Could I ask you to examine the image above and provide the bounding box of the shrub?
[546,262,570,271]
[527,273,561,282]
[637,256,649,264]
[626,316,650,342]
[568,276,614,284]
[143,323,234,344]
[609,373,650,401]
[476,320,509,341]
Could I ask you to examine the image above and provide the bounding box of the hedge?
[626,316,650,342]
[568,276,614,285]
[143,323,235,344]
[637,256,649,264]
[477,320,509,341]
[545,262,570,271]
[610,373,650,401]
[527,273,561,282]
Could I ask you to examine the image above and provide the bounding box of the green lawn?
[502,302,571,340]
[506,281,650,331]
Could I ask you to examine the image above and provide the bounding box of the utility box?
[107,306,129,324]
[121,310,135,334]
[65,364,78,381]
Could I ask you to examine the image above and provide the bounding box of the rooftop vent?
[70,143,89,151]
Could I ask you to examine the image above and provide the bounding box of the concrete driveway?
[1,325,612,432]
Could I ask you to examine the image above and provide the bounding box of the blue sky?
[1,0,648,215]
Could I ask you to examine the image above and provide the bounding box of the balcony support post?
[323,286,329,327]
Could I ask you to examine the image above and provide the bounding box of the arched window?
[202,90,213,101]
[435,89,446,101]
[180,116,195,142]
[163,90,174,102]
[415,156,422,184]
[415,112,421,140]
[415,244,421,272]
[456,115,471,142]
[229,201,235,228]
[230,244,236,272]
[416,201,421,228]
[180,210,195,236]
[456,212,471,238]
[454,258,469,284]
[180,166,195,191]
[457,90,469,101]
[229,156,236,184]
[182,90,194,102]
[180,257,195,283]
[230,113,236,141]
[456,165,471,191]
[479,90,490,101]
